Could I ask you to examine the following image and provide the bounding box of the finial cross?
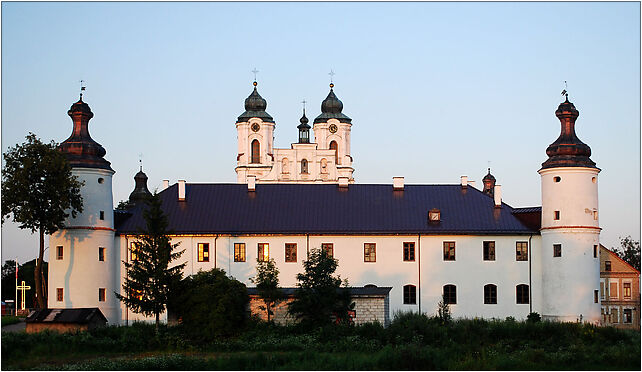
[79,79,86,99]
[251,68,259,81]
[561,81,568,100]
[138,153,143,171]
[301,100,307,111]
[328,70,335,83]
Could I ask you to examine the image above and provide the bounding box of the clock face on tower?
[251,123,260,132]
[329,124,338,133]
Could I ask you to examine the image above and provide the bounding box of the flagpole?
[15,260,18,315]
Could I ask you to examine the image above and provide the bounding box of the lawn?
[1,316,21,327]
[2,314,640,370]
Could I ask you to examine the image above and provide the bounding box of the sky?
[1,2,640,264]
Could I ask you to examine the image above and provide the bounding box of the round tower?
[538,94,600,323]
[49,94,119,324]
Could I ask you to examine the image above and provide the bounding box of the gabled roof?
[26,308,107,324]
[116,183,537,236]
[600,244,640,275]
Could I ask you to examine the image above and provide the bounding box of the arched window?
[282,158,289,174]
[403,285,417,305]
[516,284,529,304]
[251,140,260,164]
[484,284,497,304]
[443,284,457,305]
[301,159,308,174]
[329,141,339,165]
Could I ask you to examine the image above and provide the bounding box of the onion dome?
[314,83,352,124]
[237,81,274,123]
[298,109,311,143]
[128,167,152,206]
[482,168,496,197]
[541,96,597,170]
[59,95,112,171]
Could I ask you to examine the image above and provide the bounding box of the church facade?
[48,82,604,326]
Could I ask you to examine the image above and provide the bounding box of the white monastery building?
[48,81,605,326]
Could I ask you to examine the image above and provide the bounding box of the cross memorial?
[17,280,31,310]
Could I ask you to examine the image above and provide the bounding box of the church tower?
[49,94,119,323]
[235,81,276,183]
[313,83,354,182]
[538,94,600,323]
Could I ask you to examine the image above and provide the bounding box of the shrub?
[527,312,541,323]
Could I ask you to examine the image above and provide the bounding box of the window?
[130,242,139,261]
[301,159,308,174]
[197,243,209,262]
[483,241,495,261]
[594,290,599,303]
[605,261,612,271]
[623,282,632,299]
[56,288,63,302]
[600,282,605,299]
[364,243,376,262]
[403,285,417,304]
[554,211,560,220]
[553,176,561,182]
[98,177,104,184]
[443,284,457,305]
[516,242,528,261]
[329,140,338,164]
[258,243,269,262]
[593,245,598,258]
[623,309,632,324]
[56,246,63,260]
[443,242,455,261]
[321,243,334,258]
[516,284,529,304]
[99,288,106,302]
[553,244,562,257]
[99,247,105,262]
[285,243,297,262]
[403,242,415,261]
[484,284,497,304]
[251,139,260,163]
[610,281,618,299]
[99,210,105,220]
[234,243,246,262]
[611,308,619,323]
[593,211,598,220]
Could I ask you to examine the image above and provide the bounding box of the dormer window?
[428,208,441,223]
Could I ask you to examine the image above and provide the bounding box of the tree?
[115,192,185,331]
[1,133,83,309]
[169,268,249,341]
[613,236,641,271]
[288,249,353,327]
[436,294,451,324]
[250,258,284,323]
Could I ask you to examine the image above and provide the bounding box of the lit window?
[623,282,632,299]
[99,247,105,262]
[605,261,611,271]
[623,309,632,324]
[234,243,246,262]
[554,211,560,220]
[483,241,495,261]
[364,243,376,262]
[443,242,455,261]
[516,242,528,261]
[403,285,416,305]
[285,243,297,262]
[322,243,334,258]
[130,242,139,261]
[56,246,63,260]
[197,243,210,262]
[484,284,497,304]
[403,242,415,261]
[516,284,529,304]
[56,288,63,302]
[443,284,456,305]
[553,244,562,257]
[258,243,269,262]
[99,288,105,302]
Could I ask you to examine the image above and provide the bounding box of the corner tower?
[49,94,119,324]
[538,94,600,323]
[235,81,276,183]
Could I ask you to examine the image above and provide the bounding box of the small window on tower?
[99,247,105,262]
[554,211,560,220]
[99,288,106,302]
[593,245,598,258]
[98,177,105,184]
[100,211,105,220]
[56,246,63,260]
[553,176,561,183]
[593,211,598,220]
[553,244,562,257]
[56,288,63,302]
[594,290,598,303]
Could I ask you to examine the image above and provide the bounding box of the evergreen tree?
[1,133,83,309]
[250,258,284,323]
[613,236,641,271]
[115,192,185,331]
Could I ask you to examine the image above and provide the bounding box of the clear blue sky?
[1,2,639,264]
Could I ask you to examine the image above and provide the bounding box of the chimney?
[162,179,170,190]
[393,176,404,190]
[247,175,256,192]
[468,180,476,189]
[338,177,349,188]
[460,175,468,188]
[494,184,502,208]
[178,180,186,201]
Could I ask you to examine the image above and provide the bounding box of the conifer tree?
[116,192,185,331]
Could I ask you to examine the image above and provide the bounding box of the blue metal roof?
[115,183,538,235]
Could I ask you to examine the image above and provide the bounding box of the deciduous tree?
[250,258,284,323]
[613,236,641,271]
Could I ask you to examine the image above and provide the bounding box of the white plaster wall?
[67,168,115,229]
[540,167,599,228]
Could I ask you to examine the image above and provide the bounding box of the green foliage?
[613,235,641,271]
[1,133,83,308]
[1,316,21,326]
[250,258,284,322]
[527,312,541,323]
[436,295,451,324]
[288,249,353,327]
[115,192,185,328]
[170,268,249,340]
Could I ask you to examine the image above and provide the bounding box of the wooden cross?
[17,281,31,310]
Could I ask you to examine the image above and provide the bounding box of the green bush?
[527,312,541,323]
[1,315,20,326]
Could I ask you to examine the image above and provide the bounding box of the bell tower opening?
[329,140,338,164]
[251,139,260,164]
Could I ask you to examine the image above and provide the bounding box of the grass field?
[1,316,21,327]
[2,314,640,370]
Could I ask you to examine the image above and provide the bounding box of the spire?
[128,165,151,206]
[482,168,496,197]
[237,79,274,123]
[59,92,112,171]
[541,94,596,170]
[314,82,352,124]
